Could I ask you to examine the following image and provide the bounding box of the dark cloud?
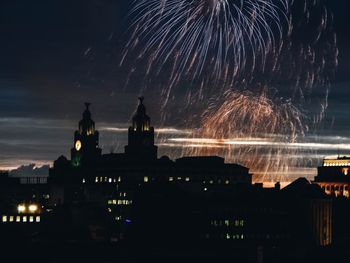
[9,164,49,178]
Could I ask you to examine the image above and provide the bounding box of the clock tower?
[125,97,158,160]
[71,103,102,167]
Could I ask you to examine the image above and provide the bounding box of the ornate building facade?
[314,156,350,197]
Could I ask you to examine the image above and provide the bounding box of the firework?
[122,0,289,104]
[122,0,338,182]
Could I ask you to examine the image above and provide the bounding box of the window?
[2,215,7,222]
[29,216,34,223]
[36,216,40,223]
[9,216,14,222]
[23,216,27,222]
[169,177,174,181]
[16,216,20,222]
[144,176,149,183]
[185,177,190,182]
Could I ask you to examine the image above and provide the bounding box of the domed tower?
[71,103,102,167]
[125,97,158,160]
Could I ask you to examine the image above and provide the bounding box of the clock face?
[75,140,82,151]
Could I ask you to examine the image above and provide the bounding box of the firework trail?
[122,0,289,105]
[122,0,338,182]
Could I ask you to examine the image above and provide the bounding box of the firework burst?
[122,0,338,182]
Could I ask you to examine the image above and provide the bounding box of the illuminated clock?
[75,140,82,151]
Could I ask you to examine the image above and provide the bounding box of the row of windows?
[2,215,41,223]
[211,220,245,227]
[205,233,244,240]
[20,177,47,185]
[322,185,350,191]
[108,199,133,206]
[94,176,234,184]
[95,177,122,183]
[203,180,230,185]
[323,162,350,167]
[169,177,190,182]
[206,233,288,240]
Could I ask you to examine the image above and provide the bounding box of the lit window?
[177,177,182,180]
[226,233,231,240]
[108,200,112,205]
[9,216,14,222]
[113,200,117,205]
[36,216,40,223]
[95,177,98,183]
[109,178,112,183]
[185,177,190,182]
[2,216,7,222]
[209,180,213,184]
[18,204,26,213]
[118,177,121,182]
[29,216,34,223]
[240,220,244,227]
[204,188,208,191]
[29,204,38,213]
[144,176,149,183]
[342,168,349,175]
[169,177,174,181]
[82,178,86,183]
[100,177,103,182]
[16,216,20,222]
[225,180,230,184]
[225,220,229,226]
[23,216,27,222]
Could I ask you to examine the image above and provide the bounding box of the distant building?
[46,98,333,250]
[48,98,252,241]
[314,156,350,197]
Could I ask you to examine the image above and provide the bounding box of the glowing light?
[75,140,82,151]
[28,204,38,213]
[18,204,26,213]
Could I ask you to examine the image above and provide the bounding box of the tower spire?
[138,96,144,104]
[85,102,91,110]
[125,97,158,160]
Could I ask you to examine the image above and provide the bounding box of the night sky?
[1,0,350,183]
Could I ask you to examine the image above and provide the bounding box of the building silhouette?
[0,98,339,262]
